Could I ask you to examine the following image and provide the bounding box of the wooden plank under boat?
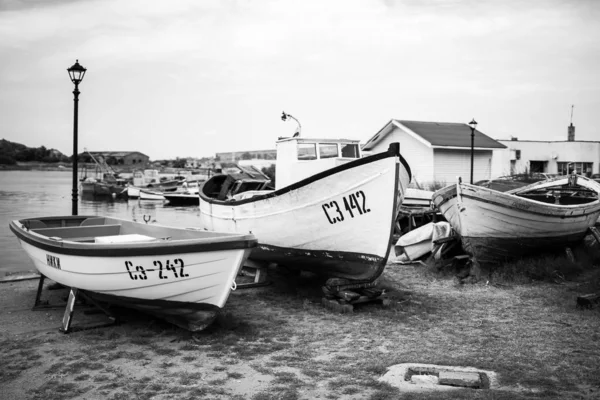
[199,141,411,282]
[9,215,257,331]
[432,175,600,266]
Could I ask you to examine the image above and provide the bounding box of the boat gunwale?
[9,218,257,258]
[199,142,411,206]
[433,182,600,218]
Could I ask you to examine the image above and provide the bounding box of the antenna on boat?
[281,111,301,137]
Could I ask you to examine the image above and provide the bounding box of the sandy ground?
[1,259,600,400]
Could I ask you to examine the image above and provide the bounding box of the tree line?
[0,139,70,165]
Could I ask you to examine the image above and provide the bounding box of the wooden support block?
[577,293,600,309]
[60,288,78,334]
[589,227,600,245]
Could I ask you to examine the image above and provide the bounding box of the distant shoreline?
[0,163,73,171]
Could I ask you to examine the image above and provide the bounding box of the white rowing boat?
[9,215,256,331]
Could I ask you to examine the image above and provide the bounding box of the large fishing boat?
[199,137,411,283]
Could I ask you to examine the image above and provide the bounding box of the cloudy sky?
[0,0,598,160]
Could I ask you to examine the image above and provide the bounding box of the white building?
[497,141,600,177]
[362,120,507,188]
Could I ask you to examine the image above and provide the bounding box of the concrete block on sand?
[439,371,481,388]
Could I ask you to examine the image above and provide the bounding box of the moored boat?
[432,175,600,266]
[127,169,181,199]
[138,188,166,201]
[199,138,411,282]
[9,215,257,331]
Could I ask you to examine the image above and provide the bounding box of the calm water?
[0,170,202,277]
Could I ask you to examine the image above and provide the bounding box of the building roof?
[85,151,148,158]
[363,120,507,150]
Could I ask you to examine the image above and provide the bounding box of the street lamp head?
[281,111,288,121]
[468,118,478,130]
[67,60,87,84]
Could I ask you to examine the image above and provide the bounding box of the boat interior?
[513,185,599,206]
[202,171,271,201]
[17,216,242,243]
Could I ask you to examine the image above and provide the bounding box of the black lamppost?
[67,60,87,215]
[469,118,478,184]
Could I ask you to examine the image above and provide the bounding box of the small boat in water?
[199,137,411,283]
[127,169,181,199]
[138,188,166,201]
[164,182,204,206]
[9,215,257,331]
[432,175,600,266]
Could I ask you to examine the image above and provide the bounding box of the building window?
[297,143,317,160]
[557,162,593,176]
[319,143,339,159]
[341,144,359,158]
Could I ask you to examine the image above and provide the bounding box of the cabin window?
[319,143,339,159]
[297,143,317,160]
[341,144,359,158]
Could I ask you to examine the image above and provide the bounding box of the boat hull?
[10,216,256,331]
[164,193,200,206]
[433,179,600,265]
[81,181,127,198]
[199,143,411,281]
[139,189,166,201]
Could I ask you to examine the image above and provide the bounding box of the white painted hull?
[139,189,165,201]
[433,177,600,265]
[127,186,141,198]
[199,144,411,281]
[10,216,256,331]
[403,188,433,208]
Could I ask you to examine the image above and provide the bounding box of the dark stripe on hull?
[463,232,588,266]
[82,290,221,332]
[164,195,200,206]
[249,244,387,281]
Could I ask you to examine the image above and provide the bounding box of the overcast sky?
[1,0,598,160]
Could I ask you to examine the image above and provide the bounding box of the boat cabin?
[275,137,361,190]
[133,169,160,186]
[201,167,271,201]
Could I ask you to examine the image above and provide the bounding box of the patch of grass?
[178,372,203,386]
[150,344,180,357]
[252,387,300,400]
[227,371,244,379]
[74,374,90,381]
[490,245,599,284]
[93,374,112,382]
[29,380,90,400]
[181,355,197,362]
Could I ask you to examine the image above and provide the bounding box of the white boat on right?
[432,175,600,266]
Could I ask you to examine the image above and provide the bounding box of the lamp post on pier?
[469,118,478,184]
[67,60,87,216]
